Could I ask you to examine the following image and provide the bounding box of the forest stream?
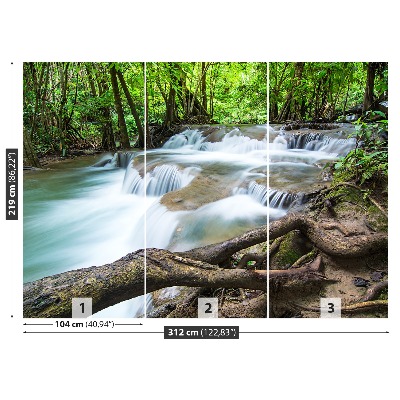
[24,123,358,317]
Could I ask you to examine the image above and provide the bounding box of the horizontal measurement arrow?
[24,331,162,334]
[23,323,54,326]
[240,331,389,334]
[114,323,143,326]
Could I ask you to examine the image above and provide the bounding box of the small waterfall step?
[122,163,197,197]
[237,181,305,210]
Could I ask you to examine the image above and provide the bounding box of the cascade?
[24,124,356,317]
[283,131,356,157]
[242,181,299,209]
[163,129,206,149]
[122,163,196,196]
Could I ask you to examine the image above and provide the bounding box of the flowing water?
[23,124,355,317]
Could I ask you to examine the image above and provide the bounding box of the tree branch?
[23,212,387,318]
[180,213,387,265]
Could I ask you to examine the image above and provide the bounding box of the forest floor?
[24,123,388,319]
[34,149,104,168]
[269,185,388,318]
[149,182,388,319]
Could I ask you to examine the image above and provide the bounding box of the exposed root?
[180,213,387,266]
[269,237,284,257]
[292,300,388,314]
[291,250,317,268]
[320,222,352,237]
[360,280,388,302]
[237,253,267,269]
[23,210,388,318]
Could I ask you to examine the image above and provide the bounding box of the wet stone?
[353,277,370,287]
[370,271,385,282]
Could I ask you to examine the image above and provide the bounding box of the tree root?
[269,236,284,257]
[23,211,387,318]
[290,249,317,268]
[292,300,388,314]
[320,222,352,236]
[181,213,387,265]
[360,280,388,302]
[237,253,267,269]
[23,250,326,317]
[147,287,206,318]
[340,300,388,314]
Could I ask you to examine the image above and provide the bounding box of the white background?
[1,1,398,399]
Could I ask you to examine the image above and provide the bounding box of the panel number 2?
[198,298,218,318]
[205,303,212,313]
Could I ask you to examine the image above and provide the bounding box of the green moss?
[325,185,387,232]
[366,205,388,232]
[271,231,304,268]
[326,185,363,204]
[378,288,388,300]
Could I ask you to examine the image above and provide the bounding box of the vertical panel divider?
[266,62,270,319]
[144,62,147,318]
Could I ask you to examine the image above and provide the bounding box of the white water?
[122,163,197,196]
[24,124,355,317]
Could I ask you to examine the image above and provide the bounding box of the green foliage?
[269,62,388,122]
[24,61,388,156]
[211,63,267,124]
[23,62,144,154]
[334,114,388,185]
[146,62,267,125]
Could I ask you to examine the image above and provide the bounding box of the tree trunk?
[363,62,376,112]
[181,213,387,266]
[164,85,177,128]
[201,62,207,113]
[28,62,46,140]
[56,62,70,155]
[162,63,179,128]
[277,62,305,122]
[23,127,41,168]
[23,248,328,318]
[94,65,116,151]
[110,64,130,149]
[85,64,98,98]
[101,107,116,150]
[23,212,387,318]
[145,69,152,148]
[116,69,145,148]
[40,64,51,138]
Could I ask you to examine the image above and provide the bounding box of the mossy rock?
[327,185,387,232]
[270,231,312,269]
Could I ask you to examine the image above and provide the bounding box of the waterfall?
[284,132,356,157]
[122,163,197,196]
[163,129,206,149]
[92,153,114,167]
[202,134,268,153]
[109,152,137,168]
[163,127,269,153]
[24,123,358,318]
[122,168,145,195]
[244,181,299,209]
[145,202,184,249]
[269,189,299,209]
